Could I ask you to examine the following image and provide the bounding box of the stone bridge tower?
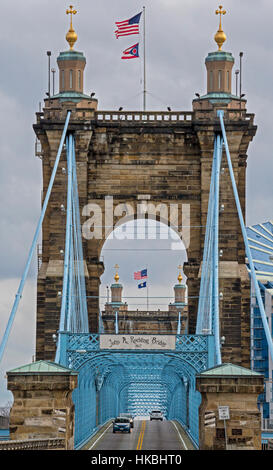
[34,9,256,366]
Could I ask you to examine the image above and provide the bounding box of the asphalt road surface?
[87,418,194,450]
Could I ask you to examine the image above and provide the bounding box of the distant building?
[101,266,188,335]
[246,221,273,430]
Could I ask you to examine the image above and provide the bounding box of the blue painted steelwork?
[0,112,71,364]
[55,133,89,364]
[196,133,223,365]
[218,110,273,363]
[115,311,119,334]
[63,333,212,448]
[177,311,181,334]
[213,134,223,364]
[247,222,273,421]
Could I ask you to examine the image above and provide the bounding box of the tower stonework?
[34,22,256,366]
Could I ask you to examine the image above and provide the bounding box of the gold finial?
[114,264,120,283]
[214,5,227,51]
[66,5,78,50]
[177,265,183,284]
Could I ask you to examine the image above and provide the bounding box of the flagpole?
[146,265,149,313]
[143,6,146,111]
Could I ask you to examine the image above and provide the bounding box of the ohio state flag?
[121,43,139,60]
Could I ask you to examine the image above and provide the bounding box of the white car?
[150,410,163,421]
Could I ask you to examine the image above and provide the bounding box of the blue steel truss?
[62,333,214,448]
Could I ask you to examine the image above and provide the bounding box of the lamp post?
[51,68,56,95]
[239,52,243,110]
[46,51,51,97]
[235,69,239,96]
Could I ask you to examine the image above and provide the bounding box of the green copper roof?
[193,92,246,105]
[7,360,78,375]
[194,92,244,102]
[205,51,234,63]
[57,50,86,62]
[51,91,94,103]
[199,363,262,377]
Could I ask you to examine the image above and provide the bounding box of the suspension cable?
[0,111,71,364]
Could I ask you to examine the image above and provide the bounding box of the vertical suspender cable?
[55,133,73,363]
[213,134,223,364]
[0,111,71,364]
[218,109,273,363]
[59,134,73,331]
[196,139,216,335]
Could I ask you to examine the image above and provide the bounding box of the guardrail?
[0,438,66,450]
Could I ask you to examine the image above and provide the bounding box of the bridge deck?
[82,418,195,451]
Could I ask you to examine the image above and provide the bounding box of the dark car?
[119,413,134,428]
[113,417,131,433]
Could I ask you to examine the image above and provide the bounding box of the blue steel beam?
[0,111,71,364]
[218,109,273,363]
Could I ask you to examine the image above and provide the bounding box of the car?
[113,417,131,433]
[150,410,163,421]
[119,413,134,428]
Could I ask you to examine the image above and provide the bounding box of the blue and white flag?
[138,282,147,289]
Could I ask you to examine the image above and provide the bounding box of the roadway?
[86,418,195,450]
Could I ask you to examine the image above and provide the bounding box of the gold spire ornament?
[114,264,120,283]
[66,5,78,50]
[177,265,183,284]
[214,5,227,51]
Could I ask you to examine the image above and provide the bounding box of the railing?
[95,111,193,123]
[35,108,255,126]
[262,419,273,431]
[0,438,65,450]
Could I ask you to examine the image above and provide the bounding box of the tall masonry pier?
[34,8,256,367]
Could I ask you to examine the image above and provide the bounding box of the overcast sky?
[0,0,273,405]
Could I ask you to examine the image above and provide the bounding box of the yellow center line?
[136,420,146,450]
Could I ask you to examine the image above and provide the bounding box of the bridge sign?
[100,334,176,350]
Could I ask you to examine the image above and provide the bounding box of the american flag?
[134,269,147,280]
[115,12,142,39]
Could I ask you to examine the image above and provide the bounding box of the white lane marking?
[171,421,188,450]
[88,422,113,450]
